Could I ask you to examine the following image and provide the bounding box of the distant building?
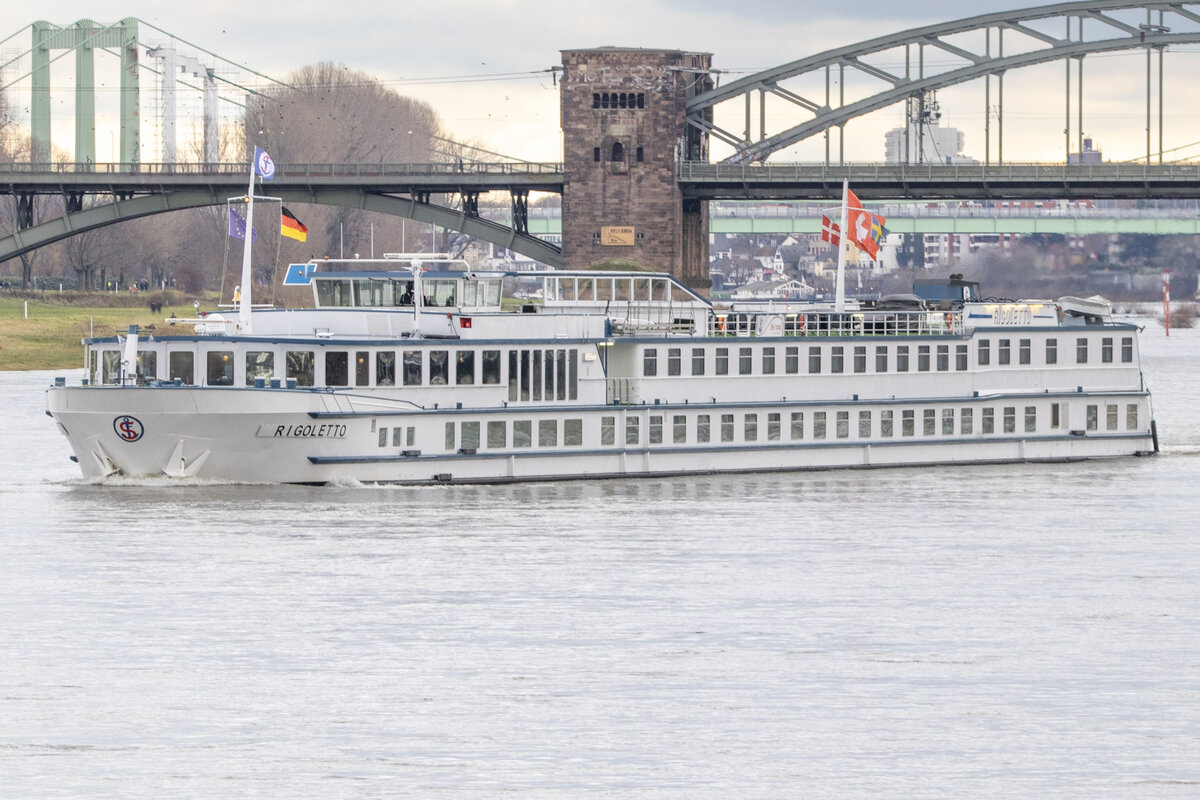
[1068,137,1103,164]
[884,96,972,165]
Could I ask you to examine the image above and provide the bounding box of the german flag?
[281,207,308,242]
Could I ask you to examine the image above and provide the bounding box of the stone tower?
[559,48,713,289]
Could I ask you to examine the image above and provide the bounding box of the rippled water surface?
[2,320,1199,798]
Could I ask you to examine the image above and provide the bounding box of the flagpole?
[237,158,256,333]
[835,179,849,313]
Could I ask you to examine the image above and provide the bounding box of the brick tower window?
[611,142,624,162]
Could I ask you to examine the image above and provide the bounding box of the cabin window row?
[641,343,971,377]
[977,336,1133,366]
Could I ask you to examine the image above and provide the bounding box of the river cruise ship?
[46,256,1156,484]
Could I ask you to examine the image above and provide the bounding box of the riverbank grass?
[0,299,191,370]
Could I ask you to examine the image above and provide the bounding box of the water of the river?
[2,319,1198,799]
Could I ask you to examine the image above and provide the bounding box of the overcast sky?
[10,1,1199,163]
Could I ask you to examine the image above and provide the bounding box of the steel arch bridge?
[688,0,1200,163]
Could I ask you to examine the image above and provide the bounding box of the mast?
[237,158,256,333]
[835,179,849,313]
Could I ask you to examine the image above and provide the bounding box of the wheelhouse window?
[402,351,423,386]
[325,351,349,387]
[207,351,235,386]
[376,352,396,386]
[286,351,314,387]
[135,351,157,385]
[169,351,194,385]
[456,351,475,385]
[429,350,449,385]
[355,352,369,386]
[482,350,501,384]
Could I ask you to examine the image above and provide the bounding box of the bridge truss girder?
[687,0,1200,163]
[0,191,563,268]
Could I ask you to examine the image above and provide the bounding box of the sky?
[6,1,1200,164]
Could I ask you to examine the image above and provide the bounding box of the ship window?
[880,410,893,438]
[808,346,821,374]
[902,409,915,437]
[428,350,448,386]
[482,350,501,384]
[831,346,844,374]
[977,339,990,366]
[762,346,776,375]
[532,350,543,400]
[88,349,98,385]
[923,409,936,436]
[982,408,995,434]
[1019,339,1031,365]
[875,345,888,373]
[715,347,729,375]
[721,414,735,442]
[565,419,583,446]
[507,351,518,400]
[813,412,827,439]
[601,416,615,446]
[649,416,663,444]
[1121,337,1133,363]
[520,351,530,401]
[790,412,804,440]
[956,345,968,371]
[668,348,681,376]
[917,345,930,372]
[135,351,157,385]
[1046,338,1058,364]
[392,427,403,447]
[1027,406,1038,433]
[1102,337,1113,363]
[461,421,480,450]
[942,408,954,435]
[513,420,532,448]
[961,408,973,434]
[673,415,687,443]
[568,350,578,401]
[697,414,711,443]
[539,419,559,446]
[487,421,506,448]
[376,352,396,386]
[100,350,122,384]
[1003,406,1016,433]
[1126,403,1138,429]
[896,345,909,372]
[643,348,658,377]
[744,413,758,442]
[692,347,706,375]
[169,351,194,385]
[626,417,640,445]
[854,346,866,374]
[768,412,781,441]
[936,345,949,371]
[1106,404,1118,430]
[378,427,388,447]
[456,351,475,385]
[445,422,455,451]
[208,351,235,386]
[356,351,369,386]
[325,351,349,386]
[836,411,849,439]
[402,351,423,386]
[739,347,752,375]
[1051,403,1061,428]
[786,346,799,374]
[1086,404,1098,430]
[1076,337,1088,364]
[859,411,871,438]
